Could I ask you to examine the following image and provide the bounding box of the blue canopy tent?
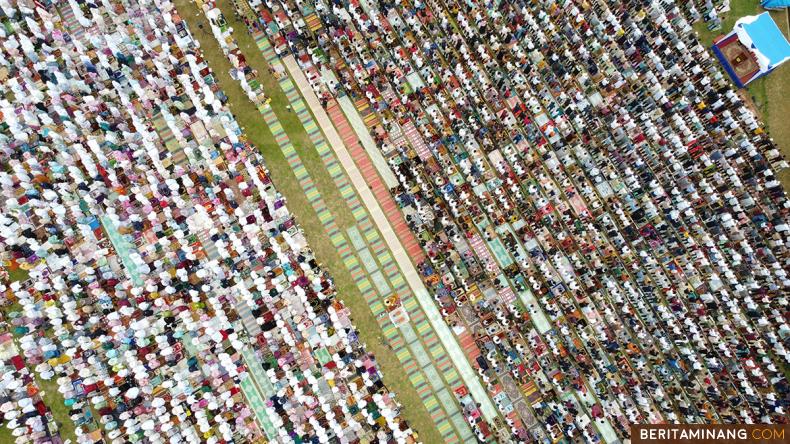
[761,0,790,9]
[712,12,790,86]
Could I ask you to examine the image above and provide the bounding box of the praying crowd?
[0,0,788,439]
[233,0,790,440]
[0,0,416,442]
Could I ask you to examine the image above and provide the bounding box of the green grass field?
[2,3,785,443]
[6,268,28,283]
[694,6,790,186]
[170,1,444,441]
[0,311,77,443]
[35,373,78,442]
